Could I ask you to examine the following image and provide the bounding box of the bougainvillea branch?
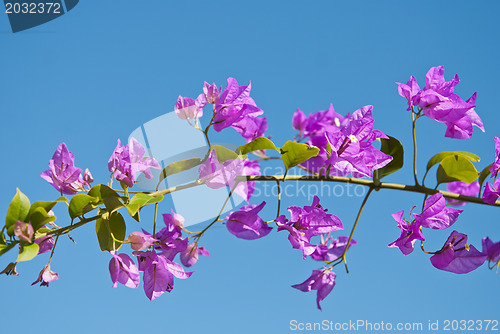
[2,66,499,310]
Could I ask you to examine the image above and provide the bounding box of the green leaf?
[211,145,241,163]
[69,194,100,220]
[325,141,333,158]
[55,196,69,203]
[33,227,55,240]
[376,136,404,179]
[426,151,480,172]
[88,185,123,214]
[281,141,319,170]
[478,163,493,192]
[16,243,39,262]
[29,207,57,231]
[95,212,126,251]
[5,189,31,236]
[126,193,164,221]
[28,197,67,220]
[0,242,16,256]
[158,158,202,186]
[436,155,479,184]
[88,184,120,204]
[237,137,279,155]
[103,196,124,214]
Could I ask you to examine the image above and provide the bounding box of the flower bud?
[83,168,94,184]
[127,232,157,251]
[163,210,185,228]
[31,264,59,287]
[180,243,210,267]
[203,82,220,104]
[14,221,33,243]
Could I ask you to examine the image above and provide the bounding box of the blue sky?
[1,1,499,333]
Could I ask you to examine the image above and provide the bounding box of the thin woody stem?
[412,110,420,186]
[420,240,435,254]
[275,180,282,219]
[202,104,217,148]
[340,187,374,273]
[241,175,500,207]
[152,202,159,237]
[48,235,59,264]
[45,214,103,237]
[150,180,204,197]
[124,174,500,207]
[192,182,239,241]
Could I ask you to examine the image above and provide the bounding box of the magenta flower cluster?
[108,137,161,188]
[108,211,206,300]
[397,65,484,139]
[389,193,488,274]
[198,149,261,202]
[175,78,267,143]
[222,195,352,309]
[41,143,93,195]
[292,104,393,177]
[482,137,500,204]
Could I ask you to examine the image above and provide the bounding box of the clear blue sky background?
[1,1,499,333]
